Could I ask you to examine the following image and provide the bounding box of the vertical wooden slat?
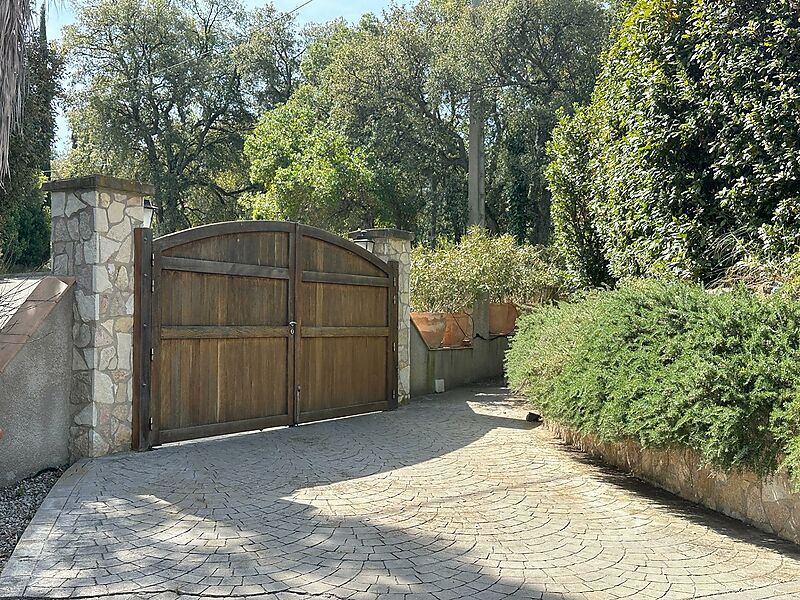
[388,260,400,410]
[133,228,153,450]
[291,224,301,424]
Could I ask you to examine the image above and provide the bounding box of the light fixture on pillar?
[143,197,158,229]
[352,231,375,253]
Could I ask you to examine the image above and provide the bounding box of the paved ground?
[2,385,800,600]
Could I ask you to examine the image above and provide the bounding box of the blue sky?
[46,0,397,151]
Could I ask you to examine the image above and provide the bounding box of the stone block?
[107,202,125,225]
[64,193,84,217]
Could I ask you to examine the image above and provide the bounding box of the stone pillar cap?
[43,175,155,196]
[348,228,415,242]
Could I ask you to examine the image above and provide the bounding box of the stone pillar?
[349,229,414,403]
[44,176,154,459]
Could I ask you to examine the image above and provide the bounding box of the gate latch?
[289,321,297,336]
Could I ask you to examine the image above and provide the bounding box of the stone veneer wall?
[350,229,413,403]
[547,422,800,545]
[46,176,153,459]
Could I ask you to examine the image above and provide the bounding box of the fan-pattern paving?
[2,385,800,600]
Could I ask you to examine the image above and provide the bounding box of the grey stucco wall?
[410,323,508,397]
[0,289,73,484]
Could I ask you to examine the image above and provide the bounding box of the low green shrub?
[506,280,800,482]
[410,227,565,312]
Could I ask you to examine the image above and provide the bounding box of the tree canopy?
[242,0,610,242]
[58,0,611,240]
[61,0,298,233]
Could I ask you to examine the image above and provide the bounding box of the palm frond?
[0,0,32,179]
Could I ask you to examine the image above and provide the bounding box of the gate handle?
[289,321,297,336]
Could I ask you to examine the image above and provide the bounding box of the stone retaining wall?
[547,422,800,545]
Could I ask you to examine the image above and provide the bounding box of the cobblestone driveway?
[2,385,800,600]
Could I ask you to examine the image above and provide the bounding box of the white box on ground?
[435,379,445,393]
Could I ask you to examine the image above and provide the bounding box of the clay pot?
[442,312,473,347]
[488,302,519,336]
[411,312,447,349]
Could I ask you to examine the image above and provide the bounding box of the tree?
[477,0,610,244]
[546,106,611,286]
[62,0,300,233]
[0,0,31,177]
[302,2,474,242]
[0,4,60,270]
[548,0,800,282]
[261,0,610,243]
[245,86,412,232]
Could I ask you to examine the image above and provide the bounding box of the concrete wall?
[548,422,800,546]
[0,288,73,484]
[410,322,508,397]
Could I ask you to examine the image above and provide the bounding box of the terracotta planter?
[488,302,519,336]
[442,312,473,347]
[411,312,447,349]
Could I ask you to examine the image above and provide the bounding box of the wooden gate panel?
[136,222,398,447]
[302,237,386,276]
[299,283,388,327]
[299,337,388,420]
[296,229,396,423]
[157,337,290,442]
[160,271,289,327]
[162,231,290,266]
[150,226,294,445]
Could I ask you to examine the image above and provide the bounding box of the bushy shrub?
[506,280,800,482]
[410,227,565,312]
[547,0,800,282]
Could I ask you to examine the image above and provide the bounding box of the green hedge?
[547,0,800,283]
[506,280,800,482]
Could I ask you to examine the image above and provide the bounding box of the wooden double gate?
[133,222,398,449]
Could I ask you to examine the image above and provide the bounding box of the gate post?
[349,228,414,403]
[45,176,155,459]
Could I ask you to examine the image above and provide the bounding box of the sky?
[45,0,397,151]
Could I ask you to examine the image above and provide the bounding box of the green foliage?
[245,0,611,243]
[244,87,409,233]
[0,4,59,271]
[547,0,800,282]
[506,280,800,482]
[479,0,610,244]
[546,106,612,287]
[62,0,296,233]
[410,227,565,312]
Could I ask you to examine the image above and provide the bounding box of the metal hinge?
[150,348,154,361]
[151,253,155,267]
[393,342,397,352]
[151,278,155,293]
[392,390,397,400]
[149,417,153,430]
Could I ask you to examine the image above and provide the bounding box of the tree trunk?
[154,172,185,234]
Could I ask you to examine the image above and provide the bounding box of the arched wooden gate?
[133,222,398,449]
